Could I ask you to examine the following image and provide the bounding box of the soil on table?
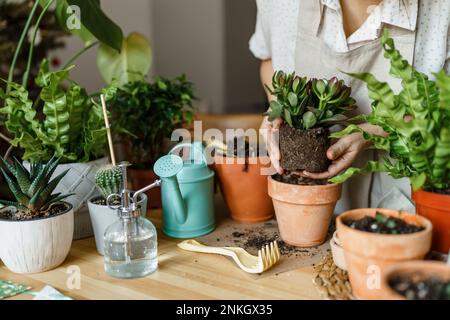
[273,172,328,186]
[217,220,332,258]
[389,274,450,300]
[344,212,425,234]
[279,124,331,173]
[0,202,70,221]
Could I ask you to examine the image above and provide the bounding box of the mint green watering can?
[153,142,215,238]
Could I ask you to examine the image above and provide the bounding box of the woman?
[251,0,450,212]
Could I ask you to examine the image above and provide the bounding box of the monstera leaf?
[97,32,152,86]
[52,0,123,51]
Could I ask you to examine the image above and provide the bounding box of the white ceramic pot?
[88,193,148,255]
[330,231,347,271]
[25,157,109,240]
[0,203,74,274]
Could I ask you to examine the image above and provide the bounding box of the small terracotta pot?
[413,189,450,254]
[268,177,342,247]
[128,168,161,209]
[337,208,433,300]
[213,156,274,223]
[381,261,450,300]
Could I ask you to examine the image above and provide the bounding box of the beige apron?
[294,0,417,212]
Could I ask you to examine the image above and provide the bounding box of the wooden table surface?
[1,210,321,300]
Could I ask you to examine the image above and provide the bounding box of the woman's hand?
[261,115,284,175]
[300,123,385,180]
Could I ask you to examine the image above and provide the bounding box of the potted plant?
[330,31,450,253]
[381,261,450,300]
[266,71,356,246]
[109,76,195,208]
[88,165,147,255]
[211,137,274,223]
[0,156,74,273]
[336,208,432,300]
[0,0,124,239]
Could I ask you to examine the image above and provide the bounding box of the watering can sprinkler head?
[153,154,188,225]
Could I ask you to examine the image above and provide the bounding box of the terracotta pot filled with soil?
[212,137,274,223]
[129,168,162,209]
[265,72,356,247]
[413,189,450,254]
[279,124,331,172]
[268,174,342,247]
[381,261,450,300]
[337,208,433,300]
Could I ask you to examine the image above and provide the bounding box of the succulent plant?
[0,155,72,218]
[95,165,123,199]
[266,71,357,130]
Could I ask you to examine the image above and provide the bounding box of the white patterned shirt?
[249,0,450,77]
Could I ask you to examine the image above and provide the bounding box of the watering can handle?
[169,142,207,164]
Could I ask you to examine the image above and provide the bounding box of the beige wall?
[54,0,265,114]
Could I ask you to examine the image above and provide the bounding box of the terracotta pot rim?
[337,208,433,240]
[382,261,450,300]
[413,188,450,197]
[268,176,340,189]
[0,201,73,223]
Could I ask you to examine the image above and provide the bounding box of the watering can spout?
[168,179,188,225]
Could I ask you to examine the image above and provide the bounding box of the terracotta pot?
[268,177,342,247]
[337,208,433,300]
[129,168,161,209]
[413,189,450,254]
[213,155,274,223]
[380,261,450,300]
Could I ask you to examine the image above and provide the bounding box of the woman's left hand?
[299,132,368,180]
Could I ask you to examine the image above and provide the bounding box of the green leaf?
[302,111,317,129]
[410,172,427,191]
[97,32,152,85]
[329,161,385,184]
[66,0,123,52]
[284,109,293,127]
[287,92,298,107]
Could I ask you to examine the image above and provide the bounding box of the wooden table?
[1,210,321,300]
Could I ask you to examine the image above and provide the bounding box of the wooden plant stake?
[100,94,116,166]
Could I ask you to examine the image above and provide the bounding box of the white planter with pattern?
[0,203,74,274]
[25,157,108,239]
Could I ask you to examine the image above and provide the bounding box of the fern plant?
[330,30,450,192]
[0,155,73,218]
[266,71,356,129]
[0,59,117,163]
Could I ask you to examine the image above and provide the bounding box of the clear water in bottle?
[104,216,158,278]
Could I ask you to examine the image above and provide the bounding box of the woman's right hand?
[261,115,284,175]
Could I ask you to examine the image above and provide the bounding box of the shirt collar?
[321,0,419,31]
[380,0,418,31]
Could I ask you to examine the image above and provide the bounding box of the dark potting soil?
[272,173,328,186]
[426,187,450,196]
[344,212,425,235]
[389,274,450,300]
[279,124,331,173]
[0,202,70,221]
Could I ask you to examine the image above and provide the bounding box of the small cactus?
[95,165,123,198]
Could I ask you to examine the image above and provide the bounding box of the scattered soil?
[389,274,450,300]
[0,202,70,221]
[344,212,425,234]
[272,172,328,186]
[216,220,332,258]
[279,124,330,173]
